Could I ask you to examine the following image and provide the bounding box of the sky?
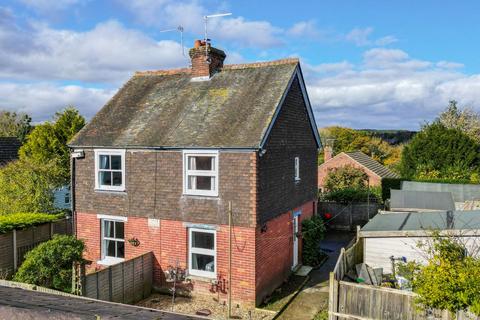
[1,0,480,130]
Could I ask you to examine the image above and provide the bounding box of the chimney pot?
[194,40,202,48]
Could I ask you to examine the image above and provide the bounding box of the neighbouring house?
[318,149,399,191]
[401,181,480,210]
[0,137,21,167]
[53,185,71,211]
[69,40,321,306]
[390,189,456,212]
[359,210,480,273]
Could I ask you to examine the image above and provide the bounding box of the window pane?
[191,253,214,272]
[195,156,213,171]
[117,241,125,258]
[192,231,214,250]
[100,171,112,186]
[106,240,115,257]
[188,176,195,190]
[104,220,114,238]
[111,155,121,170]
[99,155,110,169]
[196,176,212,190]
[115,222,124,239]
[112,172,122,186]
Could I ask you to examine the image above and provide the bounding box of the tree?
[437,100,480,143]
[0,159,63,214]
[19,107,85,183]
[0,110,32,143]
[400,122,480,181]
[402,236,480,316]
[14,235,84,293]
[319,126,403,171]
[323,165,368,192]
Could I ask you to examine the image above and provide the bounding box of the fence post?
[12,230,17,271]
[50,222,54,239]
[108,267,113,302]
[141,254,145,299]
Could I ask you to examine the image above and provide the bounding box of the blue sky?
[1,0,480,129]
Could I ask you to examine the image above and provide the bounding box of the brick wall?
[258,77,318,224]
[74,150,256,227]
[318,153,382,191]
[255,200,315,305]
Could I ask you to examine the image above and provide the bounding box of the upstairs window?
[95,149,125,191]
[294,156,300,182]
[183,151,218,197]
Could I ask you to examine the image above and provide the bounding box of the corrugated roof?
[361,210,480,232]
[390,189,456,211]
[345,151,399,179]
[69,59,312,148]
[0,137,21,166]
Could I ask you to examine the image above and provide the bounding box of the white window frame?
[98,215,127,266]
[188,228,216,278]
[183,150,219,197]
[94,149,126,192]
[294,156,300,182]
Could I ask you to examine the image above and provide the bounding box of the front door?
[292,213,300,269]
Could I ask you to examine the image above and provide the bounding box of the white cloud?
[305,50,480,129]
[0,82,114,122]
[345,27,397,47]
[19,0,85,12]
[287,20,321,38]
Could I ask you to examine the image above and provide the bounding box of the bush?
[13,235,84,292]
[0,212,64,233]
[324,165,369,192]
[381,178,404,201]
[302,215,326,266]
[320,187,382,203]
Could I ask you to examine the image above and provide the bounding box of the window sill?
[97,257,124,266]
[182,194,219,200]
[186,274,217,283]
[94,189,127,195]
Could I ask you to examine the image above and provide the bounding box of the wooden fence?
[82,252,153,305]
[328,237,479,320]
[0,218,72,276]
[318,202,383,231]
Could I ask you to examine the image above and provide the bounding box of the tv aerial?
[159,25,185,57]
[203,13,232,61]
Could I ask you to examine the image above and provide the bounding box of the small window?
[95,149,125,191]
[183,151,218,197]
[188,228,216,278]
[101,219,125,260]
[294,157,300,182]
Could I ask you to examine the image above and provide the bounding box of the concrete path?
[277,231,354,320]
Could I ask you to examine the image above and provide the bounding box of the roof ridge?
[134,58,299,77]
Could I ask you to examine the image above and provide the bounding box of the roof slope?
[0,137,21,166]
[345,151,399,179]
[401,181,480,202]
[70,59,303,148]
[390,189,456,211]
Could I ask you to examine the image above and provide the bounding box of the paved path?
[277,231,354,320]
[0,285,203,320]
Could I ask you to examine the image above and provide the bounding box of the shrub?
[0,212,64,233]
[320,187,382,203]
[302,215,326,266]
[324,165,368,192]
[14,235,84,293]
[381,178,404,201]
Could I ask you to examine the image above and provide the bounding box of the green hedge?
[381,178,405,201]
[320,187,382,203]
[0,213,64,234]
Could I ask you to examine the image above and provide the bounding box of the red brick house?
[69,40,321,306]
[318,147,399,191]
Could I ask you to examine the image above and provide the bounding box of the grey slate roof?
[361,210,480,232]
[0,137,21,166]
[401,181,480,202]
[70,59,317,148]
[390,189,456,211]
[345,151,399,179]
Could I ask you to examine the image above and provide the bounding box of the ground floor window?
[188,228,216,278]
[101,219,125,261]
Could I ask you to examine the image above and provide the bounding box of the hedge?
[0,213,64,234]
[381,178,405,201]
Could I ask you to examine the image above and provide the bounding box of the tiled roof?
[0,137,21,166]
[345,151,399,179]
[70,59,303,148]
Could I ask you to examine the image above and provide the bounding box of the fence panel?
[82,252,153,305]
[0,233,13,276]
[318,202,383,230]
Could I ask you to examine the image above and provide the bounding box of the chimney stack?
[324,139,335,162]
[189,40,226,80]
